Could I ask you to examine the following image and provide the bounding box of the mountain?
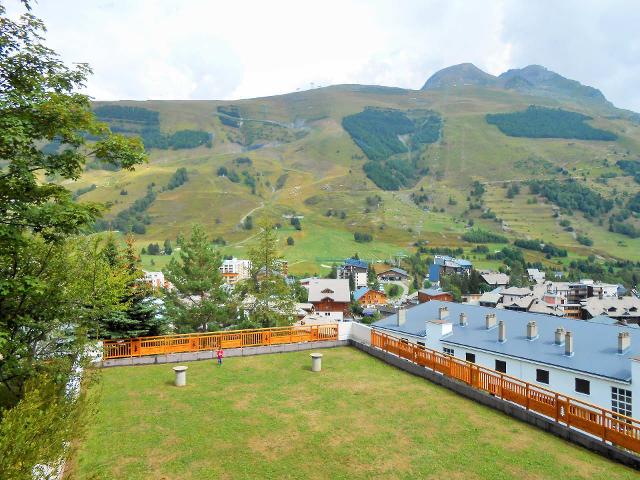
[70,66,640,275]
[421,63,498,89]
[423,63,612,109]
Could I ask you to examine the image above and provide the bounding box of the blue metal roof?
[344,258,368,270]
[420,288,448,296]
[373,300,638,382]
[428,263,441,282]
[457,259,473,267]
[353,287,369,301]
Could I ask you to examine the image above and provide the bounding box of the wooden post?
[525,384,530,410]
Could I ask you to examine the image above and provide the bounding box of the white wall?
[350,322,373,344]
[380,326,636,418]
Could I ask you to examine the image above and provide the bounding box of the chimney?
[485,313,497,329]
[555,327,565,345]
[618,331,631,354]
[459,312,468,326]
[438,306,449,321]
[598,291,603,300]
[398,307,406,327]
[565,331,574,356]
[498,320,506,343]
[526,321,538,340]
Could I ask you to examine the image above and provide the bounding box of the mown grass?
[69,347,637,480]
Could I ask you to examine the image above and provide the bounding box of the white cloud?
[7,0,639,110]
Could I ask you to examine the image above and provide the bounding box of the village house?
[307,279,351,321]
[527,268,546,284]
[499,286,535,312]
[353,286,388,307]
[219,258,251,285]
[372,300,640,418]
[480,271,510,288]
[377,266,410,282]
[143,271,169,290]
[338,258,368,289]
[418,288,454,303]
[428,255,472,283]
[581,295,640,324]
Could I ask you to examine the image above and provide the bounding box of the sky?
[7,0,640,111]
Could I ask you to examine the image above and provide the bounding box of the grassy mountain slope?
[70,78,640,275]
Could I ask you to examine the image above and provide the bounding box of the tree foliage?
[529,180,613,217]
[486,106,617,140]
[234,219,295,328]
[163,225,227,332]
[462,228,508,244]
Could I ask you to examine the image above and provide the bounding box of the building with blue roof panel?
[372,300,640,418]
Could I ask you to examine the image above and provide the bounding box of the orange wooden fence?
[371,329,640,455]
[103,324,339,360]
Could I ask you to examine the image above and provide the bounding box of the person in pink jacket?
[216,348,224,366]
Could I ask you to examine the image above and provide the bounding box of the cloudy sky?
[8,0,640,111]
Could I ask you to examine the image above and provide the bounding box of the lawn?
[69,347,636,479]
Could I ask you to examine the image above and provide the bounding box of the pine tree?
[163,225,227,332]
[163,239,173,255]
[99,235,163,338]
[234,218,295,328]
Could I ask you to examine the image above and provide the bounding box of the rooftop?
[70,348,634,479]
[344,258,368,270]
[307,279,350,302]
[373,300,640,382]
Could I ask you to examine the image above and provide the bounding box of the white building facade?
[373,301,639,420]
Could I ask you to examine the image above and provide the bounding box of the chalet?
[354,287,388,307]
[418,288,453,303]
[338,258,368,289]
[307,279,351,321]
[428,255,472,282]
[377,267,409,282]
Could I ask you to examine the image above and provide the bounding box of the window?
[465,353,476,363]
[417,341,425,347]
[536,369,549,384]
[575,378,590,395]
[443,347,454,356]
[495,360,507,373]
[612,387,632,417]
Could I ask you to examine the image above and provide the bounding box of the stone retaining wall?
[101,340,348,368]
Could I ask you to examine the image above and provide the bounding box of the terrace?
[68,347,638,479]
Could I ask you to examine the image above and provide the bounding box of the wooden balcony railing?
[371,329,640,455]
[103,324,339,360]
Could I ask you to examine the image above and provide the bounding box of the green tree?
[286,236,294,246]
[99,235,164,339]
[163,238,173,255]
[327,264,337,279]
[163,225,226,332]
[0,5,146,475]
[234,219,295,328]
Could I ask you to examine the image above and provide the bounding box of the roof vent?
[459,312,468,326]
[555,327,565,345]
[618,331,631,354]
[565,331,574,356]
[398,307,406,327]
[526,321,538,340]
[485,313,497,330]
[498,320,506,343]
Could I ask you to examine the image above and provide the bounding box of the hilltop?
[66,64,640,275]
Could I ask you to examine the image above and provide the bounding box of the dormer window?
[321,288,334,294]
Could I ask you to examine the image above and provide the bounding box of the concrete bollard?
[173,365,188,386]
[310,353,323,372]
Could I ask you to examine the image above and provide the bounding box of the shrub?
[462,228,508,244]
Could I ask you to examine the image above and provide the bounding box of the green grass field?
[69,348,637,479]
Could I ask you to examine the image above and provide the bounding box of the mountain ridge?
[422,63,613,110]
